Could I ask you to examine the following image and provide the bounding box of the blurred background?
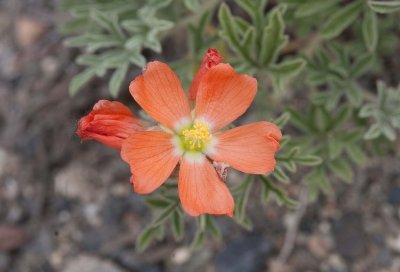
[1,0,400,271]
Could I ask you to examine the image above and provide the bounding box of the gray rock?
[387,187,400,205]
[62,255,125,272]
[0,253,10,271]
[215,235,272,272]
[108,250,161,272]
[333,212,367,260]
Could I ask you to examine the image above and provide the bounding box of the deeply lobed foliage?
[62,0,400,251]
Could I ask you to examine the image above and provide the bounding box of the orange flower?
[187,48,223,102]
[121,50,281,217]
[77,100,143,149]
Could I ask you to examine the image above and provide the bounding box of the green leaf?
[237,215,253,231]
[184,0,200,11]
[295,0,338,18]
[381,124,396,141]
[368,1,400,13]
[191,229,205,250]
[236,0,256,18]
[218,4,240,52]
[346,82,363,107]
[260,176,298,208]
[154,225,165,241]
[350,53,374,78]
[234,176,253,221]
[305,167,331,201]
[346,144,367,165]
[269,58,306,77]
[66,33,122,53]
[364,123,381,139]
[295,155,323,166]
[234,17,252,35]
[329,159,353,183]
[321,1,363,39]
[109,62,129,97]
[273,166,290,183]
[69,68,96,96]
[64,34,92,47]
[311,92,330,106]
[274,112,291,128]
[283,161,297,173]
[287,108,313,132]
[313,106,331,132]
[144,197,172,209]
[90,9,122,38]
[362,9,378,52]
[328,106,350,130]
[125,36,144,50]
[122,20,145,32]
[129,51,146,67]
[151,203,177,227]
[328,135,344,160]
[171,210,184,241]
[260,6,288,66]
[60,18,88,34]
[206,216,222,240]
[241,27,256,51]
[136,227,156,252]
[359,104,376,118]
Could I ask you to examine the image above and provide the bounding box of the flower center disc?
[181,120,211,152]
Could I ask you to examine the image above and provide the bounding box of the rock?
[0,225,27,251]
[0,42,18,79]
[267,260,291,272]
[307,234,332,259]
[62,255,125,272]
[171,246,191,265]
[15,16,46,48]
[54,164,93,201]
[288,250,319,271]
[0,149,7,176]
[2,177,19,200]
[23,225,55,270]
[387,234,400,253]
[215,235,272,272]
[333,212,367,260]
[81,225,119,252]
[108,250,161,272]
[0,253,10,271]
[323,254,347,272]
[387,187,400,205]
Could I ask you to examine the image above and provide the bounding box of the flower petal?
[121,131,180,194]
[195,63,257,131]
[129,61,191,130]
[178,155,234,217]
[77,100,142,149]
[209,122,281,174]
[188,48,223,103]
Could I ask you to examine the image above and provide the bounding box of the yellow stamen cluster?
[181,120,211,152]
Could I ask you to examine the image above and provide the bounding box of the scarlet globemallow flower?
[187,48,223,102]
[120,54,281,217]
[76,49,281,217]
[77,100,143,149]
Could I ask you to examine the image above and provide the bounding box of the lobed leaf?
[69,68,96,96]
[295,0,339,18]
[260,6,288,66]
[362,8,378,52]
[368,1,400,13]
[321,1,363,39]
[109,62,129,97]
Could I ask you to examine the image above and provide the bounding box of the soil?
[1,1,400,272]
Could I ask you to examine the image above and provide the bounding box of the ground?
[1,1,400,272]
